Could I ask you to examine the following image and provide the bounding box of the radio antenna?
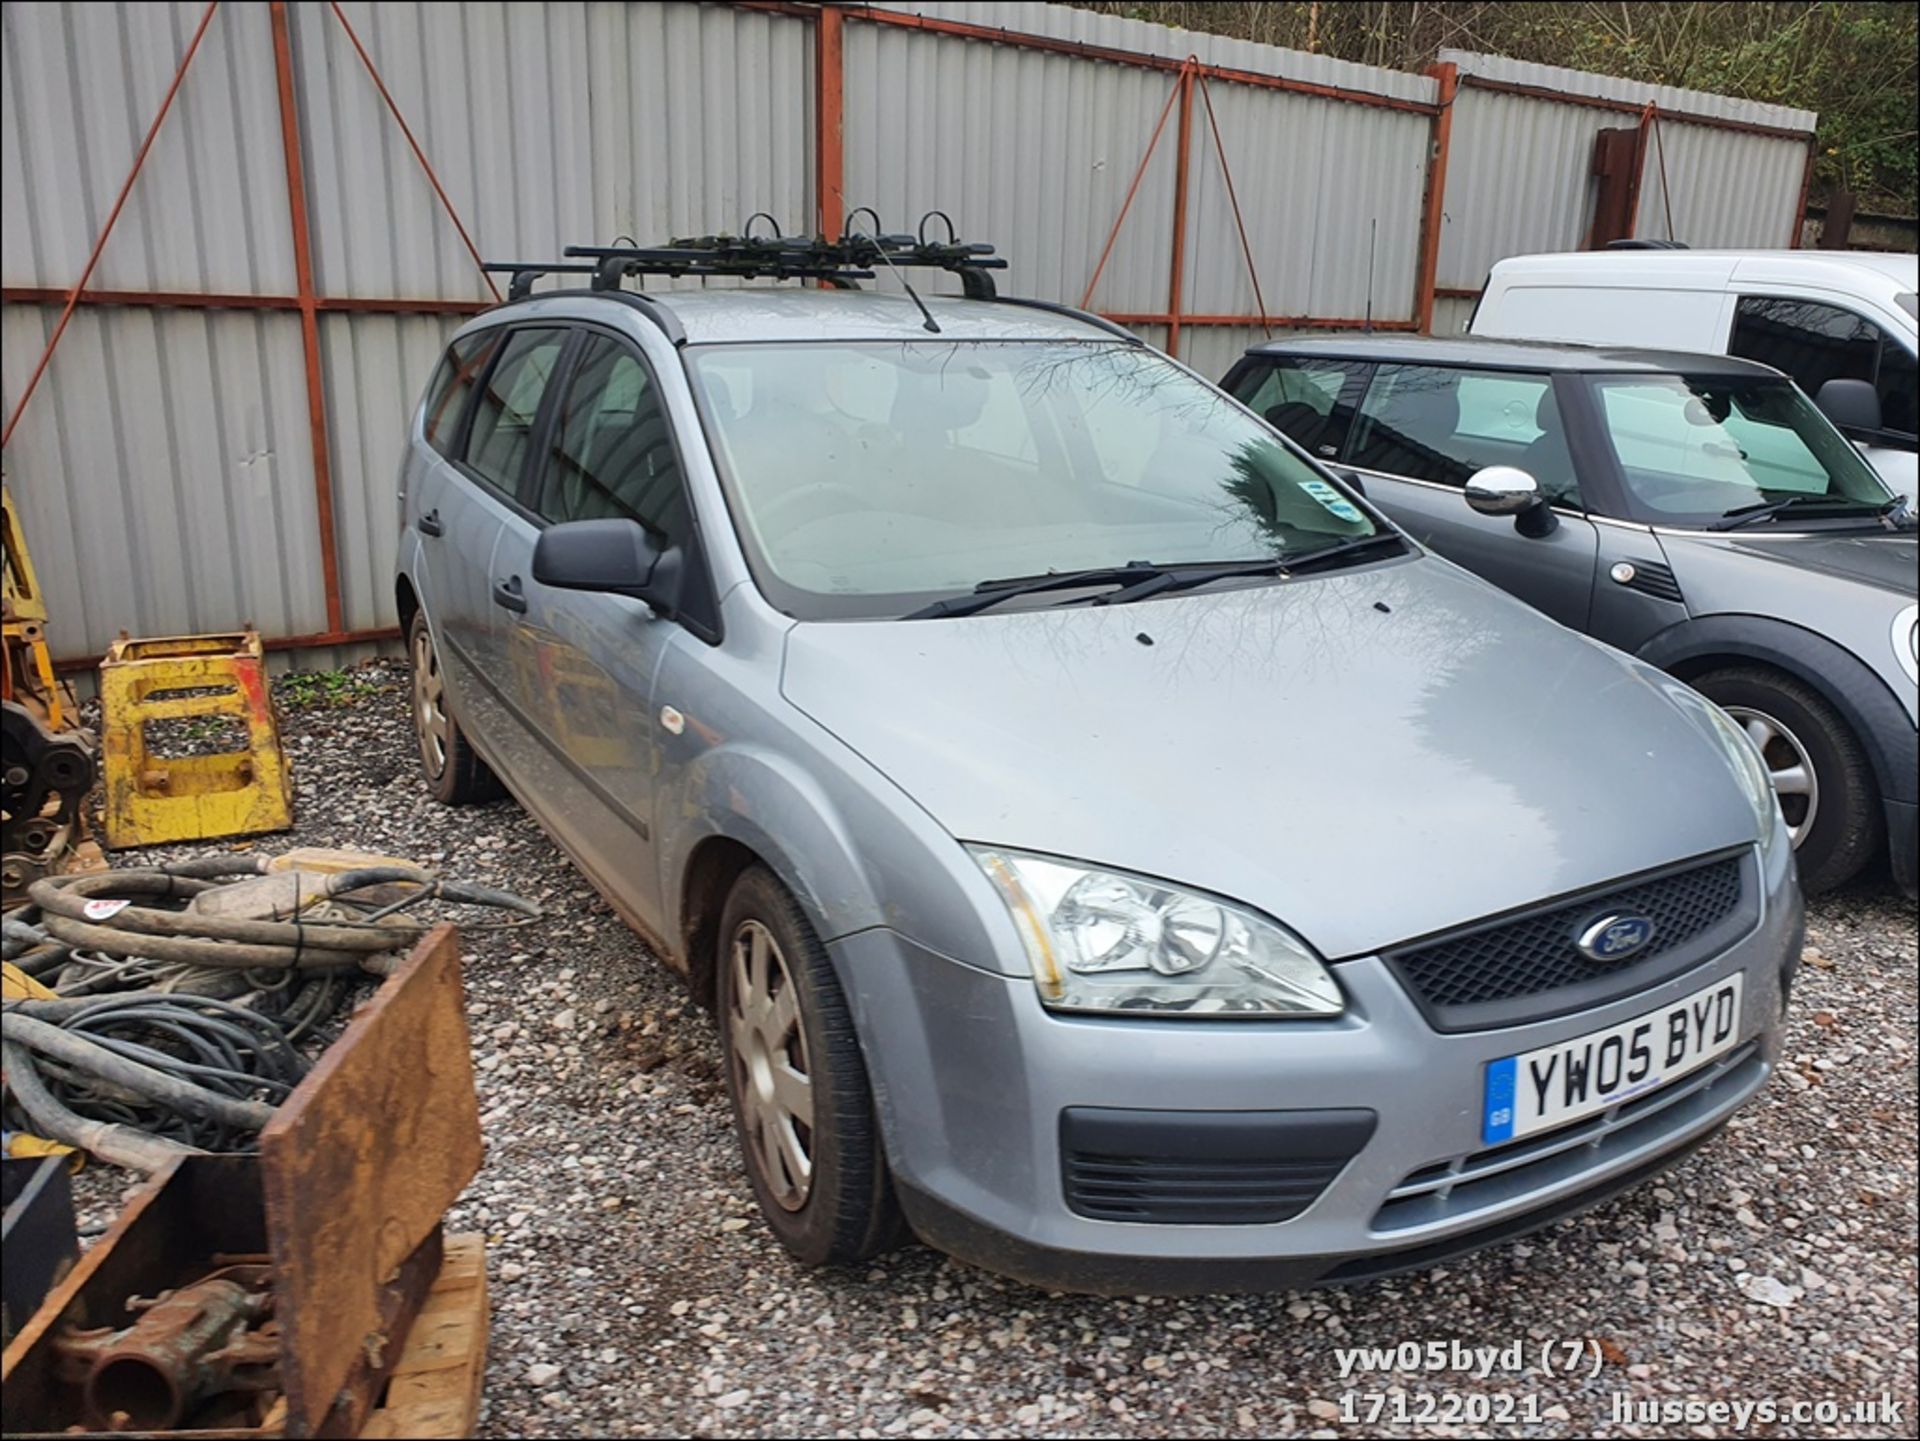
[846,216,942,334]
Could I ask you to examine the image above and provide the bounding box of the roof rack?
[483,212,1008,303]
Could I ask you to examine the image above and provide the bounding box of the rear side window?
[1232,359,1369,460]
[463,328,568,501]
[420,329,502,457]
[1730,296,1916,440]
[1350,364,1580,504]
[538,333,690,543]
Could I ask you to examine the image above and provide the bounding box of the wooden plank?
[359,1235,488,1441]
[258,926,482,1439]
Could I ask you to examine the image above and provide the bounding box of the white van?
[1469,250,1918,503]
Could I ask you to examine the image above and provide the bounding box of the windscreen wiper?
[900,562,1169,620]
[1083,533,1404,608]
[1274,530,1409,575]
[1707,494,1887,531]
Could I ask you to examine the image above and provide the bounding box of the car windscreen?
[1585,373,1893,526]
[686,341,1379,619]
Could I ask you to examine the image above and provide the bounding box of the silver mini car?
[396,237,1801,1293]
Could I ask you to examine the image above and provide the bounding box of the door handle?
[417,508,444,537]
[492,575,528,613]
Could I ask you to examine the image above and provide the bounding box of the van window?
[1350,365,1580,504]
[1730,296,1916,440]
[1231,359,1369,460]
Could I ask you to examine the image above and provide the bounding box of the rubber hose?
[31,870,443,953]
[3,916,52,959]
[33,914,370,971]
[1,1039,203,1172]
[2,1013,276,1132]
[5,978,251,1022]
[161,855,271,879]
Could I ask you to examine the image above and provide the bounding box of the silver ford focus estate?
[395,237,1801,1293]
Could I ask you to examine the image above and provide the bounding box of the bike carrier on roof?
[482,211,1007,303]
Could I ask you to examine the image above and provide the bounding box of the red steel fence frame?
[2,1,1820,668]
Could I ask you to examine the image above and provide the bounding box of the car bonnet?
[780,559,1758,960]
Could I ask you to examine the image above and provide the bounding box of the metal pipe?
[1454,72,1813,143]
[1627,102,1656,240]
[1077,70,1185,311]
[0,288,491,315]
[270,2,345,638]
[1165,64,1196,361]
[815,4,845,239]
[1195,72,1272,338]
[0,1,220,451]
[325,2,501,302]
[825,4,1441,116]
[1790,139,1818,248]
[1414,62,1458,333]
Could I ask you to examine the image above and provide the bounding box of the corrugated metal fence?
[1,1,1817,666]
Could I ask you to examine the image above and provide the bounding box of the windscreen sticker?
[1300,478,1366,525]
[81,899,132,920]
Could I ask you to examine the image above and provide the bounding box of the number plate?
[1481,974,1744,1145]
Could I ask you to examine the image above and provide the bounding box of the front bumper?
[830,845,1801,1294]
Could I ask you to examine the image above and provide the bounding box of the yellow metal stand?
[97,629,293,848]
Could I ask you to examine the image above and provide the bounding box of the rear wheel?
[717,865,902,1265]
[407,611,502,806]
[1693,666,1878,894]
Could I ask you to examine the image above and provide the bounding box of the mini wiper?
[1707,494,1886,531]
[899,562,1168,620]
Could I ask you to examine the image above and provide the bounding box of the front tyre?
[717,865,902,1265]
[1694,666,1878,894]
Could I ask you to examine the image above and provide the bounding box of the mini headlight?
[968,847,1343,1018]
[1893,604,1918,687]
[1702,698,1785,857]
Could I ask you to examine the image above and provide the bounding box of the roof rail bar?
[480,260,600,302]
[476,214,1006,297]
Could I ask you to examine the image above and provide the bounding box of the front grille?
[1384,851,1751,1031]
[1060,1107,1374,1226]
[1064,1154,1349,1225]
[1372,1041,1763,1233]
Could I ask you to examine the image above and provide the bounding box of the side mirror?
[1464,465,1559,538]
[1815,377,1883,437]
[1332,467,1366,498]
[532,518,682,615]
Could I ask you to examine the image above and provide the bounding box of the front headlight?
[1893,604,1917,687]
[1701,698,1785,858]
[968,846,1343,1018]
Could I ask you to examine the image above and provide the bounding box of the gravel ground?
[58,657,1918,1438]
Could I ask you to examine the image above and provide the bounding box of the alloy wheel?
[1726,704,1818,848]
[727,919,814,1211]
[412,624,449,779]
